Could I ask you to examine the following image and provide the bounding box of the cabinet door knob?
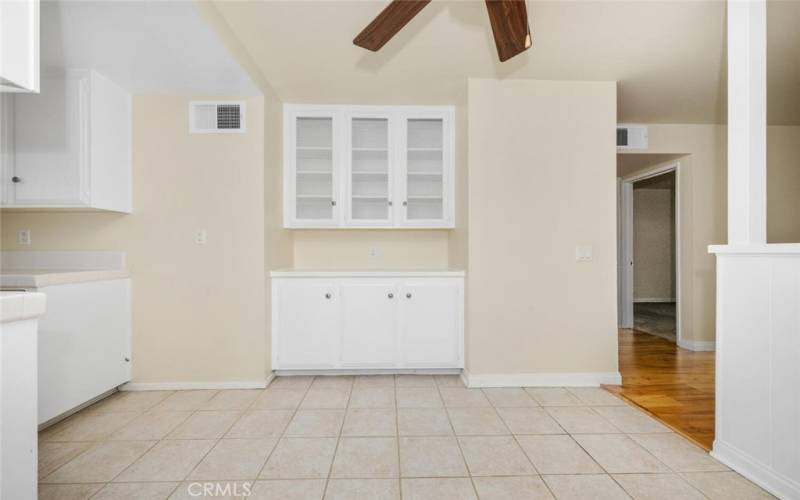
[388,201,393,206]
[124,357,130,362]
[331,200,337,206]
[11,176,21,183]
[402,201,408,207]
[388,293,394,299]
[406,293,412,299]
[325,293,332,299]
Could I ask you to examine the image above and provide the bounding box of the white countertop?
[0,291,46,323]
[270,269,465,278]
[0,269,130,288]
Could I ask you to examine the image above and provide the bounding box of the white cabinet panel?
[286,109,341,226]
[272,272,463,371]
[0,0,39,93]
[284,105,454,228]
[274,280,339,368]
[3,69,132,212]
[400,280,462,367]
[347,113,393,225]
[340,282,397,366]
[13,73,87,204]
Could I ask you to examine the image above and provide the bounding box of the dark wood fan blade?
[353,0,432,51]
[485,0,532,62]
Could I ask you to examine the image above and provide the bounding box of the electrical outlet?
[194,229,207,245]
[369,246,380,258]
[576,245,593,261]
[17,229,31,245]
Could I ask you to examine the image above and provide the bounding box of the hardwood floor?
[604,329,715,450]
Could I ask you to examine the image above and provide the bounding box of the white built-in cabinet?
[271,271,464,370]
[0,0,39,93]
[284,104,455,228]
[1,69,132,212]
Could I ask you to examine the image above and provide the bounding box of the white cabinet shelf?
[271,271,464,370]
[1,69,132,212]
[284,104,455,228]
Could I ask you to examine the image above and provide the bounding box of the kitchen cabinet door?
[399,279,462,367]
[274,280,340,368]
[340,281,397,367]
[285,108,341,227]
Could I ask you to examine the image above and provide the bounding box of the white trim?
[274,369,462,377]
[464,372,622,388]
[712,441,800,500]
[634,297,676,303]
[619,162,682,345]
[270,269,465,278]
[120,380,269,391]
[677,339,716,352]
[709,243,800,255]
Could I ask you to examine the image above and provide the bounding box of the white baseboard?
[677,339,716,352]
[634,298,676,303]
[712,441,800,500]
[464,371,622,388]
[120,380,270,391]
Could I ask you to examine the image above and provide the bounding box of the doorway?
[618,162,680,344]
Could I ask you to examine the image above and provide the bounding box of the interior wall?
[633,183,676,301]
[467,78,618,377]
[0,96,269,383]
[767,126,800,243]
[620,124,800,345]
[292,230,449,269]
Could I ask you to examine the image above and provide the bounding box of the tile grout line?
[252,376,316,489]
[436,378,481,499]
[321,375,355,499]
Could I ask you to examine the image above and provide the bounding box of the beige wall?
[1,96,269,383]
[466,78,618,376]
[768,126,800,243]
[292,230,449,269]
[633,186,676,301]
[621,124,800,344]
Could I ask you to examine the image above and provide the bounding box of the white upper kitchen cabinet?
[2,69,132,212]
[283,104,454,228]
[0,0,39,93]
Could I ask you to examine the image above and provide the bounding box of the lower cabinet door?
[340,281,397,366]
[276,281,339,368]
[400,280,462,367]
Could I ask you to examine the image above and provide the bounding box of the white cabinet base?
[271,271,464,371]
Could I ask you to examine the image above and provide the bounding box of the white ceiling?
[213,0,800,125]
[41,1,258,95]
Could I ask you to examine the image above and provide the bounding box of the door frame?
[618,161,682,344]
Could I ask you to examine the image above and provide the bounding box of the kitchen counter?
[270,269,465,278]
[0,269,130,288]
[0,290,47,323]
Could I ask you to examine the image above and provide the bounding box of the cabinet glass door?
[295,116,336,223]
[348,116,391,224]
[404,118,445,223]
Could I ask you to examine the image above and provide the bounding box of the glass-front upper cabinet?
[283,105,454,228]
[347,112,392,225]
[286,108,340,226]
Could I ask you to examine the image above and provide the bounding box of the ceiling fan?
[353,0,532,62]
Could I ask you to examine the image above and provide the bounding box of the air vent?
[189,101,246,133]
[617,124,648,150]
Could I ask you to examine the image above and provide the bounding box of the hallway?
[606,329,715,450]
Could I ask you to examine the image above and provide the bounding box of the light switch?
[369,246,381,257]
[195,229,207,245]
[17,229,31,245]
[576,245,593,261]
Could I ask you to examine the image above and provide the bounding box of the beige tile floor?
[37,375,774,500]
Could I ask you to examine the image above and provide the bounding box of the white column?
[727,0,767,244]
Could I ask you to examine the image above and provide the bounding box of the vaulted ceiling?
[212,0,799,125]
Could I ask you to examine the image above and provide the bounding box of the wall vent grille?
[189,101,246,133]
